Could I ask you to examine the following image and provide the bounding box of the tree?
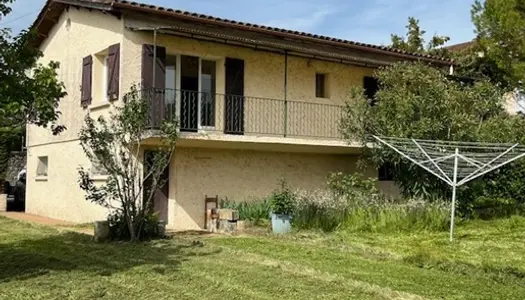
[472,0,525,89]
[340,62,525,198]
[78,87,178,241]
[390,17,450,57]
[0,0,67,135]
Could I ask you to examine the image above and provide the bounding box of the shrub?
[270,179,295,215]
[108,211,160,241]
[326,172,379,197]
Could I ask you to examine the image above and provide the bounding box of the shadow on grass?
[0,231,220,283]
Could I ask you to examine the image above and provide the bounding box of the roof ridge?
[111,0,452,63]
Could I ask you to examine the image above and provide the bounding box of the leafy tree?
[341,62,525,199]
[390,17,450,57]
[472,0,525,89]
[78,87,178,241]
[0,0,67,135]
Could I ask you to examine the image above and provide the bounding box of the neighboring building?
[27,0,453,230]
[447,40,525,115]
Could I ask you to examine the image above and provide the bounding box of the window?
[315,73,327,98]
[89,43,120,105]
[90,158,108,177]
[94,52,109,102]
[363,76,379,105]
[378,163,394,181]
[36,156,48,177]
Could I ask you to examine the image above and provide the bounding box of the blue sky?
[0,0,476,46]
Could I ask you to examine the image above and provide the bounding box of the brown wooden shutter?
[107,43,120,101]
[141,44,166,89]
[81,55,93,106]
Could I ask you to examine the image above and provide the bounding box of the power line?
[0,9,40,27]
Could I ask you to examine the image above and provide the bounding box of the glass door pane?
[165,55,177,121]
[180,55,199,132]
[200,60,216,127]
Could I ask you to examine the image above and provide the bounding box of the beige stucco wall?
[28,7,124,147]
[25,140,107,222]
[26,8,124,222]
[168,147,392,230]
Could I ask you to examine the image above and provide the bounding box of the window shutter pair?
[80,43,120,106]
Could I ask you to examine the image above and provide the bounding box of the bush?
[270,179,295,215]
[471,197,525,219]
[107,211,160,241]
[220,197,271,224]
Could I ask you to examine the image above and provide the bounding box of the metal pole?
[449,148,459,242]
[283,51,288,137]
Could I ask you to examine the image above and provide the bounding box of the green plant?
[78,86,178,241]
[340,61,525,201]
[270,179,295,216]
[107,211,161,241]
[220,197,271,224]
[326,172,379,197]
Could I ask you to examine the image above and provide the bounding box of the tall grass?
[292,173,450,232]
[293,191,450,232]
[220,197,271,224]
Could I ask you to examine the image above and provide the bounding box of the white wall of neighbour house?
[26,7,124,223]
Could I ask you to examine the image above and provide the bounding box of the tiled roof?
[445,41,475,53]
[34,0,453,64]
[112,0,452,64]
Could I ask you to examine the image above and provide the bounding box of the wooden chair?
[204,195,219,230]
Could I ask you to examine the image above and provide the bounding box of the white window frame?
[36,156,49,178]
[102,55,109,102]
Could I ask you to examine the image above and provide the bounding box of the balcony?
[143,88,344,136]
[141,88,356,153]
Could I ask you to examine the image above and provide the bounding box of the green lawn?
[0,217,524,299]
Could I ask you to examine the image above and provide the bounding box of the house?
[27,0,453,230]
[446,40,525,115]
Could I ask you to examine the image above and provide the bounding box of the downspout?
[283,50,288,137]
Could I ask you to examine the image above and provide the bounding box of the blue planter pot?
[271,213,292,234]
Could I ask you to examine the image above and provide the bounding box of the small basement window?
[36,156,48,177]
[315,73,328,98]
[90,157,108,177]
[378,162,394,181]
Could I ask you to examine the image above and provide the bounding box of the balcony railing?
[142,88,344,139]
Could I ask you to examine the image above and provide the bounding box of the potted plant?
[270,180,295,234]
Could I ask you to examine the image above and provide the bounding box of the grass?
[1,216,525,299]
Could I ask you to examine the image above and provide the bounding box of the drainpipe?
[283,50,288,137]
